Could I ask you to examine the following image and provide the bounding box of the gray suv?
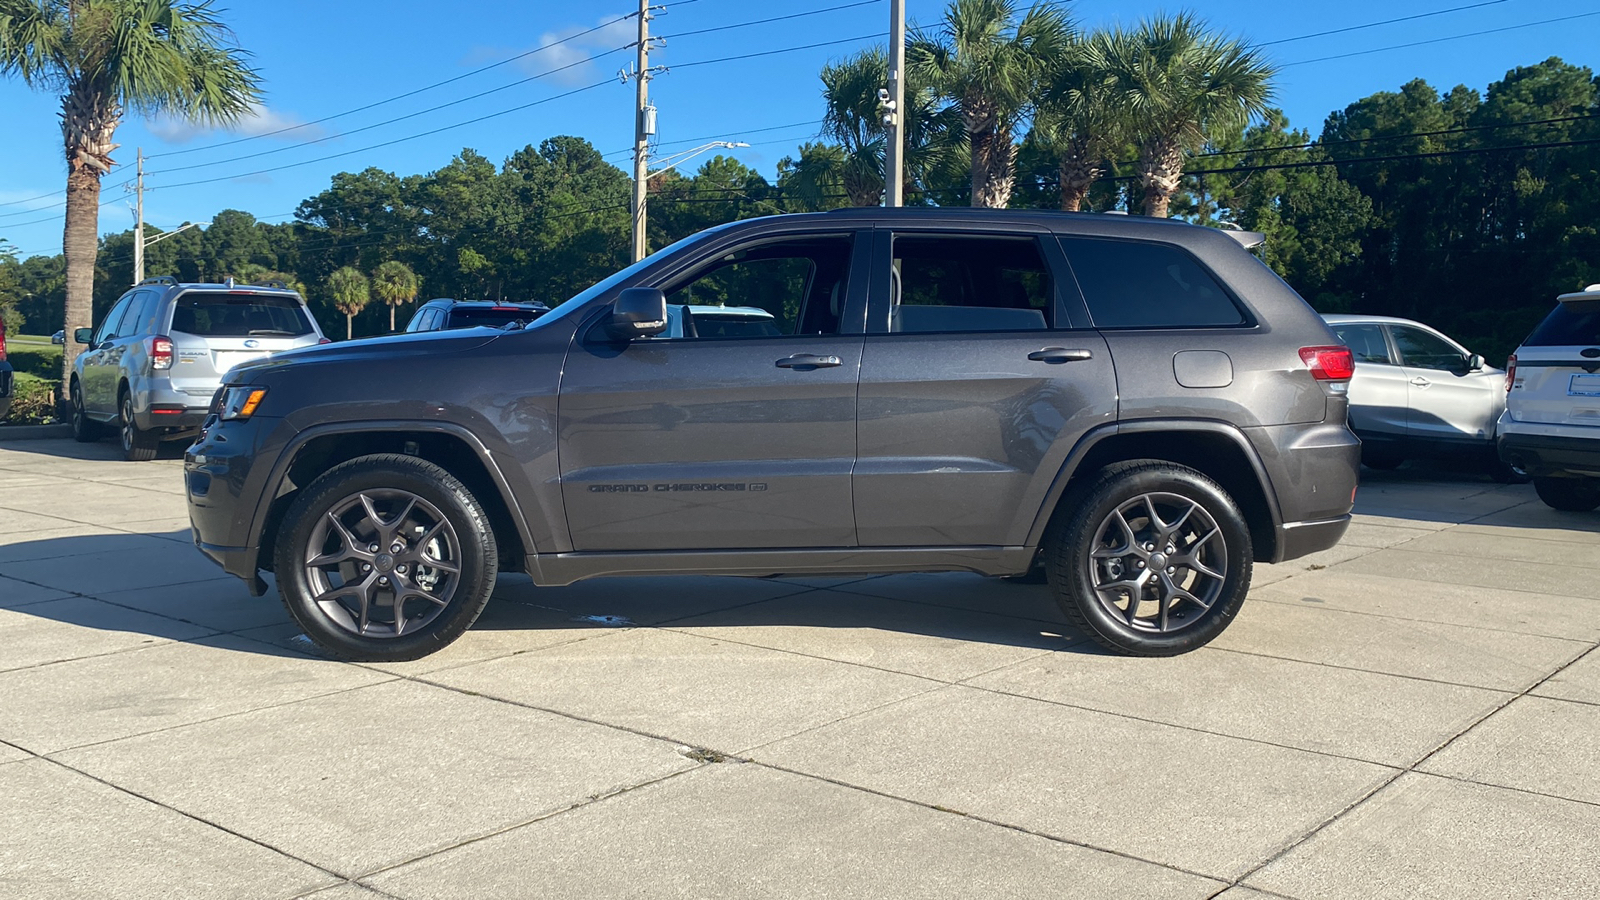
[184,209,1360,662]
[71,277,327,460]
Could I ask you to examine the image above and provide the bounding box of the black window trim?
[1055,234,1259,332]
[865,228,1083,336]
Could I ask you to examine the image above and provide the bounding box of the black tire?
[1044,460,1253,657]
[1488,456,1532,485]
[274,453,498,661]
[70,384,101,443]
[1534,476,1600,512]
[119,391,157,462]
[1361,450,1404,471]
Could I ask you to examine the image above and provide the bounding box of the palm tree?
[371,260,419,332]
[1101,13,1275,218]
[0,0,261,400]
[1036,31,1126,212]
[819,47,963,206]
[910,0,1070,208]
[327,266,370,341]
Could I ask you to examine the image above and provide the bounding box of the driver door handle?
[1411,376,1431,387]
[776,353,843,369]
[1028,347,1094,363]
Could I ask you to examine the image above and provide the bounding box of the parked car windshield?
[1524,299,1600,346]
[446,307,544,329]
[171,293,314,337]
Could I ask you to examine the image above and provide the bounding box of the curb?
[0,424,73,441]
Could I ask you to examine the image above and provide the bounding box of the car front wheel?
[119,391,157,461]
[274,453,498,661]
[71,384,100,443]
[1045,461,1253,657]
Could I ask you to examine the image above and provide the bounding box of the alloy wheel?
[1084,491,1227,633]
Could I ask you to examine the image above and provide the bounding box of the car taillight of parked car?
[0,319,7,361]
[149,335,174,371]
[1505,354,1517,392]
[1298,345,1355,381]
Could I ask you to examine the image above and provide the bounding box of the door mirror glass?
[73,327,95,345]
[1467,353,1485,372]
[607,288,668,340]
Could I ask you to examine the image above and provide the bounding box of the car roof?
[1321,314,1429,327]
[427,299,548,310]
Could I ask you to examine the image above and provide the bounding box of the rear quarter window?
[1524,300,1600,347]
[1060,237,1245,329]
[171,293,314,337]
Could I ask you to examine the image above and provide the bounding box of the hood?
[224,327,507,383]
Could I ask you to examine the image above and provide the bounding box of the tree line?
[4,0,1599,371]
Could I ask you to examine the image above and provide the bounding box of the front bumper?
[1499,431,1600,478]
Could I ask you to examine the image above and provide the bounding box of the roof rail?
[138,275,179,287]
[248,279,291,290]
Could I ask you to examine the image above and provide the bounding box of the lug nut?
[377,576,388,585]
[361,563,371,572]
[391,542,404,554]
[1136,561,1145,569]
[1144,542,1155,551]
[1167,567,1176,574]
[396,564,407,574]
[368,544,379,553]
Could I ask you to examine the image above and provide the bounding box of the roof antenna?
[226,276,235,289]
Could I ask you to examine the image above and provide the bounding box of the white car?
[1323,315,1515,479]
[1499,285,1600,510]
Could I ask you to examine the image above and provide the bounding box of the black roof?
[421,299,549,310]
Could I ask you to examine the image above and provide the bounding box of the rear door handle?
[776,353,843,369]
[1028,347,1094,363]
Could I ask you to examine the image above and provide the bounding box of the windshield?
[447,307,545,329]
[171,292,314,337]
[1525,300,1600,347]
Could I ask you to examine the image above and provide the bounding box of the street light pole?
[884,0,906,207]
[133,149,146,283]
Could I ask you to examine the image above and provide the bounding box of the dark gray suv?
[185,209,1360,661]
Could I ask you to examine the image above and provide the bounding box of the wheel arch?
[253,423,535,575]
[1027,420,1284,563]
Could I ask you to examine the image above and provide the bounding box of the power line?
[657,1,880,39]
[146,11,640,161]
[673,33,888,69]
[1259,0,1516,46]
[1193,112,1600,162]
[1282,11,1600,67]
[150,44,632,176]
[0,174,136,217]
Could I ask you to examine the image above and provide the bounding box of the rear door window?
[1524,300,1600,347]
[1331,323,1393,364]
[885,234,1053,333]
[95,295,136,344]
[171,293,314,337]
[1060,237,1245,329]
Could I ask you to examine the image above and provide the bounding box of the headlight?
[216,386,268,421]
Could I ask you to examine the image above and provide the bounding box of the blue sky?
[1,0,1594,259]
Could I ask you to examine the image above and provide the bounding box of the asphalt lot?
[1,439,1597,899]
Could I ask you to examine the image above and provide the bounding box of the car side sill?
[528,546,1037,587]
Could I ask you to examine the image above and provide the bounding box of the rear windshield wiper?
[247,329,301,336]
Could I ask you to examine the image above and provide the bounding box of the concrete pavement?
[0,439,1597,898]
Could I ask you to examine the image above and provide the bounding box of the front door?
[854,229,1116,547]
[83,292,139,416]
[1391,323,1500,444]
[557,230,869,551]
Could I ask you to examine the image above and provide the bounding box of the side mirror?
[1467,354,1485,372]
[73,327,95,345]
[606,287,667,340]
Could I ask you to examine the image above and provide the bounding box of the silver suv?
[71,277,327,460]
[1500,285,1600,509]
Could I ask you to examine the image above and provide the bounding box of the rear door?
[558,229,869,551]
[1509,296,1600,431]
[167,291,320,397]
[1327,321,1409,439]
[853,228,1115,547]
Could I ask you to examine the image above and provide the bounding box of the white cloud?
[149,103,331,145]
[467,15,638,87]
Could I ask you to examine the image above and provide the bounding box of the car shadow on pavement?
[2,530,1089,661]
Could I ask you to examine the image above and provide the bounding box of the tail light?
[0,319,7,362]
[149,335,174,371]
[1505,354,1517,392]
[1299,345,1354,381]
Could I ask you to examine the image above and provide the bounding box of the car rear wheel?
[1533,476,1600,512]
[1044,461,1252,656]
[70,384,100,443]
[119,391,157,462]
[274,453,498,661]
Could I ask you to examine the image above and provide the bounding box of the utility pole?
[132,148,146,284]
[629,0,652,263]
[884,0,906,207]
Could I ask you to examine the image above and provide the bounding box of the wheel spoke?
[1160,500,1197,541]
[1179,554,1225,581]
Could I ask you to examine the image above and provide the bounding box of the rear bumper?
[1499,431,1600,478]
[1274,516,1352,563]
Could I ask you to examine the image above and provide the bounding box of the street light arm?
[644,141,750,181]
[143,221,209,249]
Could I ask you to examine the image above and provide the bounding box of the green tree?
[0,0,261,399]
[1102,13,1274,217]
[371,259,419,331]
[910,0,1070,208]
[1035,30,1126,211]
[326,266,370,340]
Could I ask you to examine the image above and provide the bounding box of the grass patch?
[5,345,61,380]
